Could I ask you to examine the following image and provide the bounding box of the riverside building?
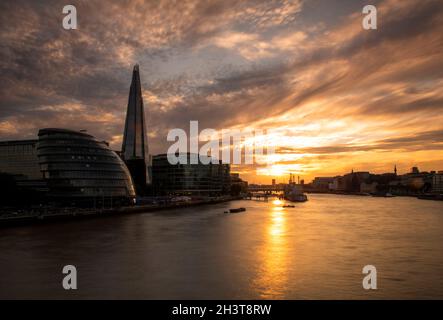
[152,153,230,196]
[0,128,136,206]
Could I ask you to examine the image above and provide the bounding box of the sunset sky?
[1,0,442,183]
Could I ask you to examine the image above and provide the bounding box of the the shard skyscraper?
[122,64,150,194]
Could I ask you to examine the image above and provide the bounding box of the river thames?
[1,194,443,299]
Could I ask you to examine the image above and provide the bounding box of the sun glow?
[257,163,304,177]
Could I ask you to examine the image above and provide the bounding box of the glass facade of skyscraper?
[152,153,230,196]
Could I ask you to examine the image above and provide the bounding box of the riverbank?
[305,190,443,201]
[0,196,242,227]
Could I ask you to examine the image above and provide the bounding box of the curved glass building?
[0,128,136,206]
[36,128,136,204]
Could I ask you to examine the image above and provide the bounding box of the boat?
[282,205,295,208]
[286,193,308,202]
[283,183,308,202]
[229,207,246,213]
[372,192,396,198]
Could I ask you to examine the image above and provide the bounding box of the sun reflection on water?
[252,200,290,298]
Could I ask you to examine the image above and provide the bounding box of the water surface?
[1,194,443,299]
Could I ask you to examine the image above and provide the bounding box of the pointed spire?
[122,64,150,188]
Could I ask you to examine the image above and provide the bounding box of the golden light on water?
[269,208,284,236]
[253,200,289,298]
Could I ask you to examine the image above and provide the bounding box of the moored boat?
[372,192,396,198]
[284,183,308,202]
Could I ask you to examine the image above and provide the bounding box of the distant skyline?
[250,165,438,186]
[1,0,442,183]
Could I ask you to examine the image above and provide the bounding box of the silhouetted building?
[433,172,443,194]
[231,173,248,195]
[329,176,343,191]
[312,177,334,190]
[152,153,230,196]
[121,64,150,194]
[0,139,46,192]
[360,181,378,193]
[388,166,434,194]
[0,128,135,205]
[343,171,370,192]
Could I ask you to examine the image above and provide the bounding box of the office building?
[0,139,46,192]
[152,153,230,196]
[121,64,151,194]
[432,172,443,194]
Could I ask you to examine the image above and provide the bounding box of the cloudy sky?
[1,0,442,183]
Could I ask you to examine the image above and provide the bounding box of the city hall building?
[0,128,136,205]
